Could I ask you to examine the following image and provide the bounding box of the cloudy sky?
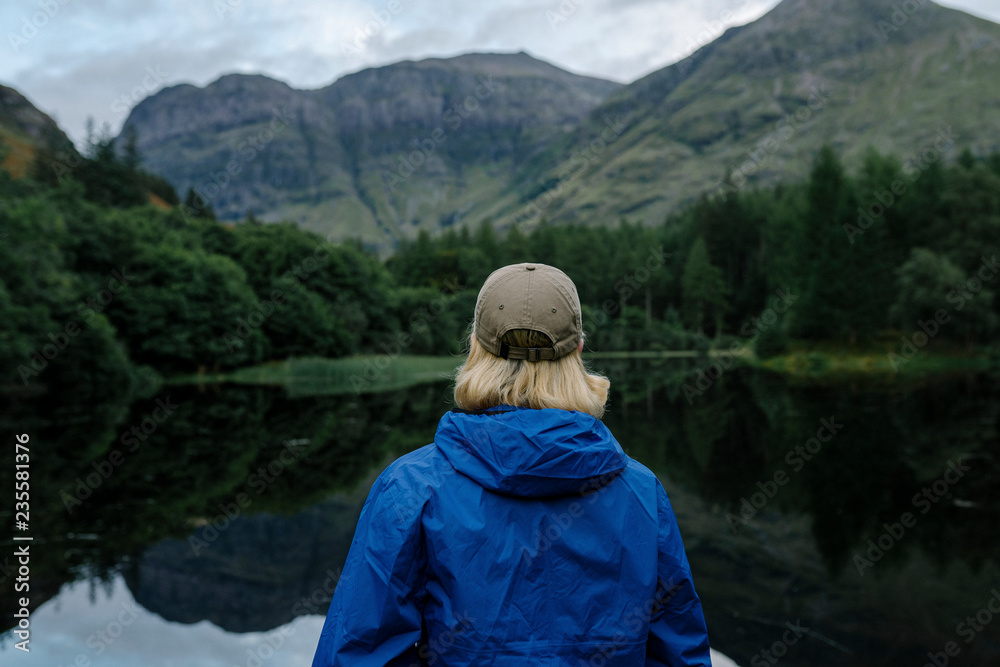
[2,0,999,147]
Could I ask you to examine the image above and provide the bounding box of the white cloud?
[1,0,998,146]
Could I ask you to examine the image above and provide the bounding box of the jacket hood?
[434,406,628,498]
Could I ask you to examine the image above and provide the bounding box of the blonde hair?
[453,329,610,418]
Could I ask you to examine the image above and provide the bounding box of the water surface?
[2,361,998,666]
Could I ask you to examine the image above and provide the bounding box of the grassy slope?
[169,355,462,398]
[513,2,1000,228]
[0,126,36,178]
[167,343,997,400]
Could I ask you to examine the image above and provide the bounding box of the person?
[312,262,712,666]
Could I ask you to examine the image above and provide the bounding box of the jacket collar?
[434,406,627,498]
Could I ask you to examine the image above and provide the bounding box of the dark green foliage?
[75,131,149,208]
[792,146,860,340]
[4,140,1000,393]
[183,187,216,220]
[688,194,767,326]
[0,192,134,398]
[110,245,267,372]
[753,318,789,359]
[0,154,404,387]
[682,237,729,337]
[989,153,1000,178]
[892,248,997,346]
[384,145,1000,352]
[223,222,397,358]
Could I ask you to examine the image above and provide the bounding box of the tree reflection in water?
[2,363,998,664]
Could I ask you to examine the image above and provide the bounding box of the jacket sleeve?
[312,473,426,667]
[645,480,712,667]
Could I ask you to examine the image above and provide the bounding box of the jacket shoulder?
[621,456,664,488]
[377,443,454,495]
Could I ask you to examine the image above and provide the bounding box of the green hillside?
[505,0,1000,231]
[114,0,1000,248]
[121,53,621,249]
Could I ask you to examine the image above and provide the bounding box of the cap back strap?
[498,342,556,361]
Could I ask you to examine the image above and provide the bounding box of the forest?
[3,132,1000,398]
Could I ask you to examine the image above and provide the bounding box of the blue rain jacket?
[312,406,711,666]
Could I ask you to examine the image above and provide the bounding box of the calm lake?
[2,359,999,666]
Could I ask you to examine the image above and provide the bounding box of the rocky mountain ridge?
[0,84,75,177]
[121,51,621,246]
[6,0,999,250]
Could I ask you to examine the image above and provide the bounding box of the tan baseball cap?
[474,263,583,361]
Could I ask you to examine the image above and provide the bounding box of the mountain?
[499,0,1000,229]
[111,1,1000,245]
[123,496,364,633]
[122,52,621,246]
[0,84,76,177]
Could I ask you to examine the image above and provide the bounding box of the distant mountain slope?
[118,0,1000,245]
[0,84,75,177]
[122,52,621,246]
[501,0,1000,229]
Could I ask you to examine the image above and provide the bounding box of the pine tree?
[183,187,216,220]
[682,237,728,338]
[122,125,141,172]
[792,146,864,341]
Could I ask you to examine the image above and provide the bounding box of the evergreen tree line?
[391,145,1000,354]
[3,136,1000,394]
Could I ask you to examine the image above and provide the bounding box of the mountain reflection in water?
[2,362,998,666]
